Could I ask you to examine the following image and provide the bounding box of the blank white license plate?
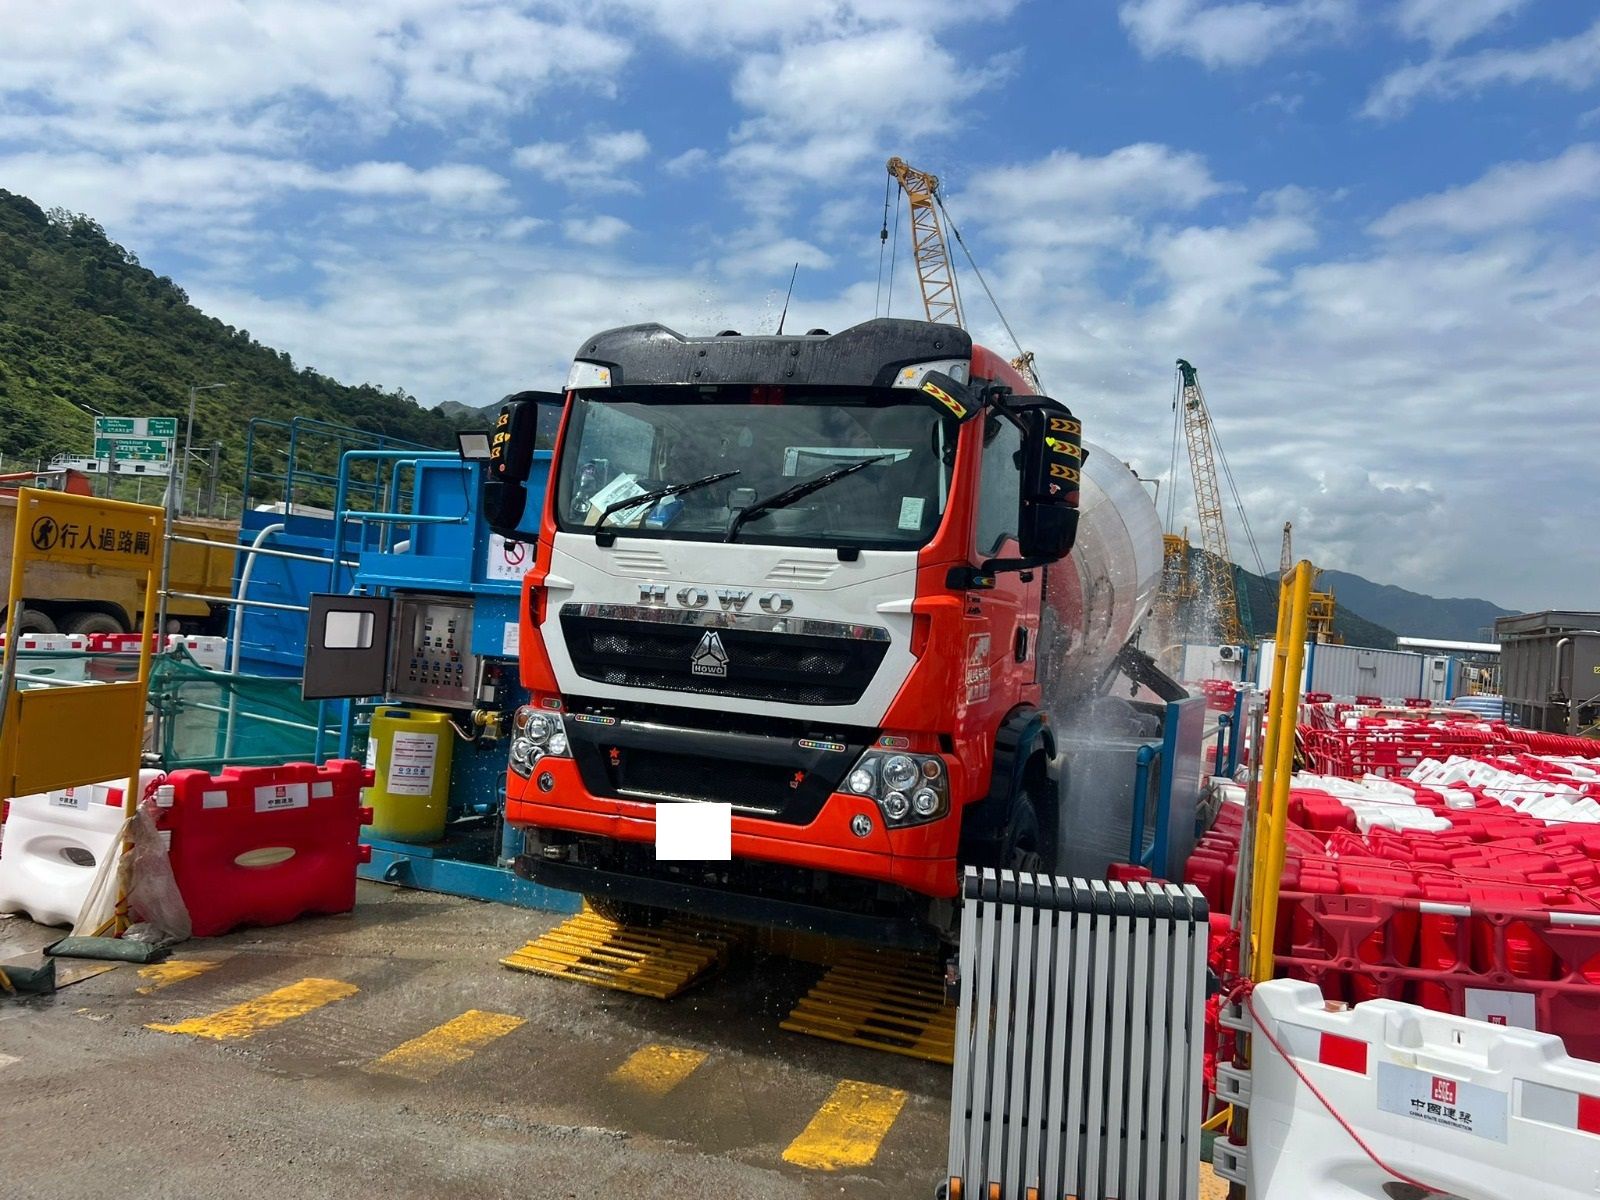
[654,802,732,861]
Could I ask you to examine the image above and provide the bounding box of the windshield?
[555,389,956,549]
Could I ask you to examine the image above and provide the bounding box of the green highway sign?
[92,416,178,439]
[94,436,172,462]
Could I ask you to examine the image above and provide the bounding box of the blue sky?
[2,1,1597,610]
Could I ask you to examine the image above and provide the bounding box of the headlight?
[842,747,949,826]
[546,730,568,756]
[882,754,918,791]
[524,711,557,742]
[510,737,535,777]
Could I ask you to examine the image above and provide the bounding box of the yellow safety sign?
[0,489,163,816]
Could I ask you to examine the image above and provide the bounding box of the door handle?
[1014,627,1030,662]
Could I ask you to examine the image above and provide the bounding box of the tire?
[1000,796,1050,876]
[584,894,665,928]
[13,610,57,636]
[60,611,126,637]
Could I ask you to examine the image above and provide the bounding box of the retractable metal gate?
[946,868,1209,1200]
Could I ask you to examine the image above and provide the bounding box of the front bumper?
[507,756,960,898]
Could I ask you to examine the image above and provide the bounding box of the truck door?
[967,418,1042,716]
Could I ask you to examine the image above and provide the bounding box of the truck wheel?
[1000,796,1049,875]
[60,612,126,637]
[13,610,57,635]
[585,895,666,928]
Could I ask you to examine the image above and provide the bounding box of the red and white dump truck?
[485,318,1169,944]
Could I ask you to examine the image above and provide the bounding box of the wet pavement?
[0,883,952,1199]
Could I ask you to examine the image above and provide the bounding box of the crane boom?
[885,155,1041,390]
[886,157,963,327]
[1176,359,1245,644]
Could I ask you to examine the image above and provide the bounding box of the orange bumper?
[506,757,960,899]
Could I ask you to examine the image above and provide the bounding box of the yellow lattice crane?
[885,156,1040,389]
[1174,359,1245,644]
[1280,520,1340,642]
[886,157,963,327]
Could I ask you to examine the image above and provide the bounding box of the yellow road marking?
[136,959,219,995]
[609,1043,709,1097]
[147,977,358,1040]
[782,1079,908,1171]
[365,1010,527,1081]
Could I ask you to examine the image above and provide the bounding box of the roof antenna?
[775,262,799,334]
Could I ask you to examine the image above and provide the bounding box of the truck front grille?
[560,609,888,707]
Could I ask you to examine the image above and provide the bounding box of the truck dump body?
[0,492,237,632]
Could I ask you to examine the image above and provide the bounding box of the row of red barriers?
[1186,780,1600,1060]
[149,760,373,938]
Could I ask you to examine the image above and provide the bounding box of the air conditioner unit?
[1218,644,1240,663]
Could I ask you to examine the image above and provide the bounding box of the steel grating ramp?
[499,910,738,1000]
[781,947,956,1064]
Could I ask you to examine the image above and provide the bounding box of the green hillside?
[0,190,463,509]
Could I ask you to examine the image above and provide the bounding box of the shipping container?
[1256,639,1432,701]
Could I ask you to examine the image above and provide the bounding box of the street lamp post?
[179,383,227,516]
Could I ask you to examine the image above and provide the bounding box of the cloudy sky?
[2,1,1596,609]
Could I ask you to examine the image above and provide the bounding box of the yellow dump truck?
[0,491,238,636]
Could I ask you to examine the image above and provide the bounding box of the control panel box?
[390,594,479,709]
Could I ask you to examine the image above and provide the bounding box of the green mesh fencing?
[148,650,341,772]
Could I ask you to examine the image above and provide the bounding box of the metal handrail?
[165,533,358,568]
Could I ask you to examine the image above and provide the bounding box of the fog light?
[850,813,872,838]
[848,767,875,795]
[882,790,910,820]
[537,772,555,792]
[912,787,939,817]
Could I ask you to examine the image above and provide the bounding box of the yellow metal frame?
[1249,559,1314,981]
[0,488,164,934]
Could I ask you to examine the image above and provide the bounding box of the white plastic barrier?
[0,770,163,926]
[1218,978,1600,1200]
[164,634,227,670]
[1,633,90,691]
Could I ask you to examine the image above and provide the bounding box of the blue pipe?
[1129,743,1161,870]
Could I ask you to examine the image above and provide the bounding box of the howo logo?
[639,582,794,615]
[691,631,729,677]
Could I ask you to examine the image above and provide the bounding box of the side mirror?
[1016,403,1082,563]
[483,391,562,540]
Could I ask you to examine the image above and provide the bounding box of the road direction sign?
[92,416,178,439]
[94,436,172,462]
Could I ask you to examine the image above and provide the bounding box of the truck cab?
[488,318,1098,944]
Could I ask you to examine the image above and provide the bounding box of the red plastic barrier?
[1273,889,1600,1061]
[156,760,373,937]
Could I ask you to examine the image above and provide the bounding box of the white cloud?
[1393,0,1530,53]
[723,27,990,188]
[1119,0,1353,69]
[662,148,713,177]
[606,0,1019,52]
[562,214,633,245]
[0,1,631,139]
[513,130,651,192]
[1371,144,1600,236]
[1365,16,1600,119]
[0,151,511,232]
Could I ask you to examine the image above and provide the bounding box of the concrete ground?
[0,883,1228,1199]
[0,883,952,1200]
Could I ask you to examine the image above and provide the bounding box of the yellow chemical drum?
[364,707,454,843]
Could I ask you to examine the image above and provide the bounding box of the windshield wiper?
[594,469,741,538]
[725,455,889,543]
